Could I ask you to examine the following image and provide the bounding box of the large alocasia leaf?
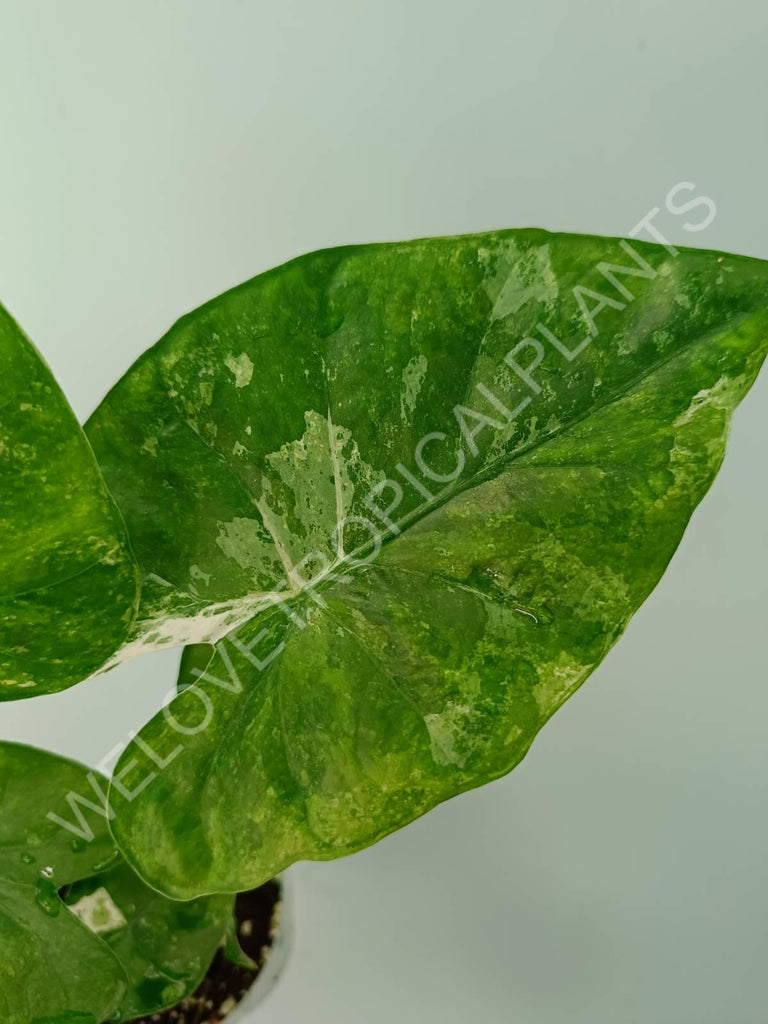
[0,305,139,699]
[85,230,768,898]
[0,743,231,1023]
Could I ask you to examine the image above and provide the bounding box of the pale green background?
[1,2,767,1021]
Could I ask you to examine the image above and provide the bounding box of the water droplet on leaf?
[35,878,61,917]
[92,849,121,872]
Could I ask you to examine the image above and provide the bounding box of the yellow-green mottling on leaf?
[0,305,139,699]
[84,230,768,899]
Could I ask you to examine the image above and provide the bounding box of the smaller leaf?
[0,743,126,1024]
[0,743,231,1023]
[64,865,232,1021]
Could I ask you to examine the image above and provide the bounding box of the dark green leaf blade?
[63,864,232,1021]
[0,743,231,1023]
[87,232,768,896]
[0,743,126,1024]
[0,305,140,699]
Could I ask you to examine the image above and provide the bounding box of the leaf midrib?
[132,272,765,629]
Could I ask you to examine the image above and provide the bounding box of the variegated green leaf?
[0,305,139,699]
[86,231,768,897]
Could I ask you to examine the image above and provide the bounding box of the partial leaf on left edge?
[0,305,140,699]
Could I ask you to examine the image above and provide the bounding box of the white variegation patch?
[68,886,128,935]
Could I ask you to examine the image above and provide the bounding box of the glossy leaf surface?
[63,862,232,1021]
[85,231,768,897]
[0,743,230,1023]
[0,306,139,699]
[0,743,125,1024]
